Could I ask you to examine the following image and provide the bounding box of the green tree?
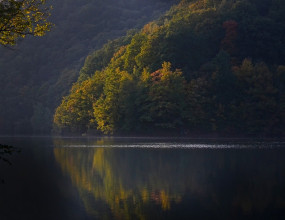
[93,68,134,134]
[185,77,212,132]
[54,72,105,134]
[0,0,52,46]
[211,50,238,132]
[142,62,186,130]
[234,59,278,134]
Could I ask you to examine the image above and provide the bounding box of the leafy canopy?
[0,0,52,46]
[51,0,285,136]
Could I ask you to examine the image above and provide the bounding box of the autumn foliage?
[54,0,285,136]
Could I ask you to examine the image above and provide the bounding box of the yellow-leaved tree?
[0,0,52,167]
[0,0,52,46]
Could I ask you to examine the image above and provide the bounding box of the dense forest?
[0,0,176,134]
[54,0,285,137]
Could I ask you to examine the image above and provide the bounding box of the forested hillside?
[0,0,176,134]
[54,0,285,136]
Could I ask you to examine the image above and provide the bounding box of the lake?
[0,136,285,219]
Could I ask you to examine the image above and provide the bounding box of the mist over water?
[0,137,285,219]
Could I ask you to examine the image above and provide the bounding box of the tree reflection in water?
[53,139,285,219]
[0,144,20,183]
[0,144,17,165]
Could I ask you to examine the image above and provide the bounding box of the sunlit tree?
[0,0,52,46]
[54,72,105,133]
[93,68,134,134]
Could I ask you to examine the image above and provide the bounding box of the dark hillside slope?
[54,0,285,136]
[0,0,177,134]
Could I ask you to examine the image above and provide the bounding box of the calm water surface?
[0,137,285,219]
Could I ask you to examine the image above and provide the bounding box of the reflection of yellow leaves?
[96,139,105,145]
[141,189,149,203]
[160,190,170,210]
[54,147,183,219]
[92,148,105,172]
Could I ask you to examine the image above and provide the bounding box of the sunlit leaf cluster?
[0,0,52,45]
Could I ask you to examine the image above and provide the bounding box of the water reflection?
[53,139,285,219]
[0,144,20,183]
[0,144,19,165]
[0,137,90,220]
